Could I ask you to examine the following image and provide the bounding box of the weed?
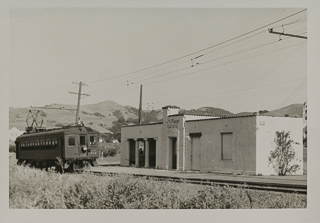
[9,154,307,209]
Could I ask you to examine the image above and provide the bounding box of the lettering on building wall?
[167,119,180,129]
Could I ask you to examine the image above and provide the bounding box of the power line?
[85,11,306,99]
[87,9,306,85]
[87,29,269,95]
[143,41,303,87]
[84,39,303,107]
[144,78,306,106]
[218,42,305,108]
[84,40,303,105]
[270,79,307,117]
[23,86,78,108]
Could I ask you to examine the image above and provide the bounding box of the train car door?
[79,134,88,158]
[65,134,80,159]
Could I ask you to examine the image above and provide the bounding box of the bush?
[93,112,105,117]
[98,144,120,157]
[9,144,16,153]
[9,166,307,209]
[268,131,301,176]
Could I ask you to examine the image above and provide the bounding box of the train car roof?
[15,126,99,141]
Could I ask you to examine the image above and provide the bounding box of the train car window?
[68,137,75,146]
[52,138,58,148]
[90,136,97,145]
[40,140,45,149]
[30,141,34,150]
[46,139,52,149]
[80,136,86,146]
[35,140,39,149]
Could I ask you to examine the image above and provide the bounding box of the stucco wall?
[185,116,257,174]
[120,123,164,168]
[256,116,303,175]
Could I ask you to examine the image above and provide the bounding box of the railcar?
[15,124,99,172]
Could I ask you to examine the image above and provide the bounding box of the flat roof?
[186,114,257,122]
[121,122,163,128]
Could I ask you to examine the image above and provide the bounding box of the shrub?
[99,144,120,157]
[81,111,92,116]
[9,144,16,153]
[9,167,307,209]
[9,155,307,209]
[268,131,301,176]
[93,112,105,117]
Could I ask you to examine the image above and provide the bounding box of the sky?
[9,8,308,113]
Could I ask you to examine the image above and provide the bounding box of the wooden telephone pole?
[138,85,143,125]
[69,81,90,125]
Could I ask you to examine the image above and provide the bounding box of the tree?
[268,131,300,176]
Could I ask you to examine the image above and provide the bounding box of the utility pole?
[69,81,90,125]
[268,28,307,39]
[138,84,143,125]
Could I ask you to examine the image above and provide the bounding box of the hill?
[261,104,303,118]
[182,106,234,117]
[9,102,304,134]
[9,101,138,133]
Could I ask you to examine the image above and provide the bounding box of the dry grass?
[9,153,306,209]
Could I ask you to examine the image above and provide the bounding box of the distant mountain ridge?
[9,101,304,133]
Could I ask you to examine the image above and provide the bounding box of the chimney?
[162,105,180,124]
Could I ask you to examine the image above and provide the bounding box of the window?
[40,140,45,149]
[80,136,86,146]
[68,137,75,146]
[90,136,97,145]
[221,133,233,160]
[35,140,39,149]
[52,138,58,146]
[46,139,52,149]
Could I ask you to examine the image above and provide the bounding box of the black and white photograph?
[1,1,319,222]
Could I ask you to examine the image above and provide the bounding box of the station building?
[120,106,303,175]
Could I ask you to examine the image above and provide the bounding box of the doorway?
[171,137,177,169]
[191,136,201,171]
[149,138,156,168]
[129,139,135,166]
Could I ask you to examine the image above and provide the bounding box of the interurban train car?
[15,124,99,172]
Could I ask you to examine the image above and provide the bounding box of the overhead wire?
[67,10,307,108]
[146,78,306,107]
[85,39,304,105]
[18,86,78,108]
[86,9,306,85]
[269,79,307,116]
[175,85,307,109]
[224,44,306,113]
[143,41,303,87]
[87,29,270,95]
[217,42,305,109]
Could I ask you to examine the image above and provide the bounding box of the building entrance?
[171,137,177,169]
[191,136,201,171]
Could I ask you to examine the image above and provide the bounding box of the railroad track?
[90,170,307,194]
